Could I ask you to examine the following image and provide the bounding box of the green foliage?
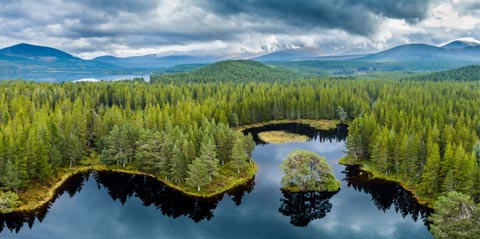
[406,65,480,82]
[151,60,303,84]
[1,160,21,191]
[280,150,340,192]
[271,60,473,76]
[0,191,21,213]
[186,157,209,192]
[229,134,250,174]
[0,64,479,232]
[429,191,480,239]
[345,80,480,202]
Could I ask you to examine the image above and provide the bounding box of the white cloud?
[0,0,478,58]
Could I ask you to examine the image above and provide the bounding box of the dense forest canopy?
[0,77,478,201]
[150,60,304,84]
[405,64,480,82]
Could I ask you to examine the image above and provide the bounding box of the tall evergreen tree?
[186,157,209,192]
[230,136,250,174]
[421,142,442,198]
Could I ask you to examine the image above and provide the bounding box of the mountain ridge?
[0,39,478,79]
[0,43,77,61]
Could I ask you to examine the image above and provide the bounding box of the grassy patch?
[282,175,341,193]
[236,119,340,132]
[258,131,310,144]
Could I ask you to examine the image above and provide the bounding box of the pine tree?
[443,145,474,194]
[64,133,84,167]
[199,136,219,182]
[228,112,239,127]
[170,143,188,183]
[230,136,249,174]
[245,133,256,163]
[371,128,389,175]
[420,142,442,198]
[186,157,209,192]
[158,140,173,180]
[1,160,21,191]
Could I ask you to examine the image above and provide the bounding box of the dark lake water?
[0,123,433,239]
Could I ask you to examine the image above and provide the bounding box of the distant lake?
[0,72,150,82]
[0,123,432,239]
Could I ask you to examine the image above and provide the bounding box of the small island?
[258,131,310,144]
[280,150,340,192]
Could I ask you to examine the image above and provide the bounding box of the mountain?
[254,48,320,62]
[254,39,480,63]
[150,60,303,83]
[359,43,479,62]
[406,64,480,82]
[0,43,77,61]
[0,43,130,78]
[93,54,218,68]
[442,38,480,50]
[313,54,369,61]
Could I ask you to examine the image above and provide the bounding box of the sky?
[0,0,479,59]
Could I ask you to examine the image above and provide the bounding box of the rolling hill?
[0,43,77,61]
[359,43,479,62]
[93,54,218,68]
[442,38,480,50]
[0,39,478,81]
[150,60,303,83]
[0,43,125,75]
[254,48,321,62]
[405,64,480,82]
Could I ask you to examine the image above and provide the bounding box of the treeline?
[405,64,480,82]
[0,79,370,195]
[346,80,480,203]
[271,60,473,76]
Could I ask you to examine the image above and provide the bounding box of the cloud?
[0,0,477,58]
[199,0,432,36]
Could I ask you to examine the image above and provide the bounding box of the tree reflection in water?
[243,123,348,145]
[279,190,338,227]
[94,171,255,222]
[343,165,432,226]
[0,171,90,233]
[0,171,255,233]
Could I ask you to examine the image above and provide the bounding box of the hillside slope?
[93,54,218,68]
[151,60,303,83]
[406,65,480,81]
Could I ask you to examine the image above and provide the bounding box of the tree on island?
[280,150,340,192]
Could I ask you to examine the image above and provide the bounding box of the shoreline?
[257,131,310,144]
[338,157,433,208]
[235,119,340,132]
[10,119,426,215]
[12,161,257,213]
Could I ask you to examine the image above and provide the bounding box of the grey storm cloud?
[198,0,432,36]
[81,0,161,14]
[459,1,480,14]
[0,0,477,58]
